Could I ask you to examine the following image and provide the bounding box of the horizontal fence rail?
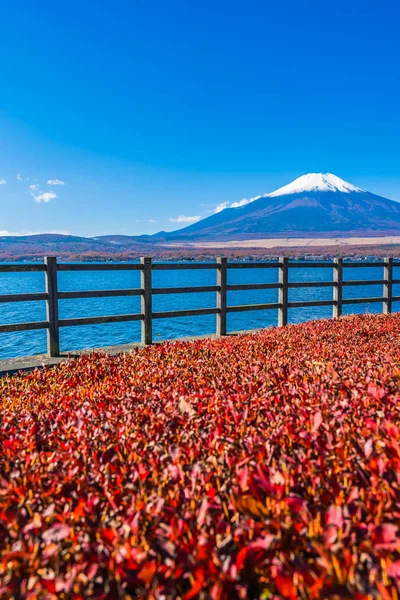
[0,256,399,357]
[0,292,48,303]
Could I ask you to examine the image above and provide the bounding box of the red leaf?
[197,499,208,527]
[138,561,157,585]
[372,524,399,549]
[363,438,373,458]
[311,411,323,432]
[42,523,70,543]
[325,505,343,529]
[388,560,400,580]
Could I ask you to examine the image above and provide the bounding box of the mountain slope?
[162,173,400,240]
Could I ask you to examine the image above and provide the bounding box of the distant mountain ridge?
[155,173,400,240]
[0,233,150,261]
[2,174,400,260]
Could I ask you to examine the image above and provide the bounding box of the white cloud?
[47,179,65,185]
[231,197,254,208]
[148,219,157,223]
[214,201,229,213]
[0,178,6,185]
[34,191,57,203]
[168,215,201,224]
[26,183,58,204]
[214,194,262,211]
[16,173,23,181]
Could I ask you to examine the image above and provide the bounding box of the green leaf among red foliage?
[1,314,400,599]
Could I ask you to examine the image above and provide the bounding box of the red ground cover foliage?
[1,314,400,599]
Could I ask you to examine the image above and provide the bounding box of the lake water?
[1,261,399,360]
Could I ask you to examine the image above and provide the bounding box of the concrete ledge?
[0,334,218,377]
[0,343,142,377]
[0,329,268,378]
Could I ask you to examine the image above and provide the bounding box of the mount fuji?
[159,173,400,240]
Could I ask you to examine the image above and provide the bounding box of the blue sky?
[1,0,399,237]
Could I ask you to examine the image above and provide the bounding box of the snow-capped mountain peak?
[267,173,364,197]
[160,171,400,240]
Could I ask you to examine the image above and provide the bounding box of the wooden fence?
[0,256,399,357]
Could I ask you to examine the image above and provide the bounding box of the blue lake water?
[1,261,400,360]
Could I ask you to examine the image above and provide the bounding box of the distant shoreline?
[2,236,400,263]
[169,235,400,249]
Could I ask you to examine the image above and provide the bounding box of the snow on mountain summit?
[267,173,364,197]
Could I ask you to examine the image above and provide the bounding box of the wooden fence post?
[333,258,343,318]
[141,257,152,345]
[383,257,393,314]
[216,257,227,336]
[278,257,288,327]
[44,256,60,357]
